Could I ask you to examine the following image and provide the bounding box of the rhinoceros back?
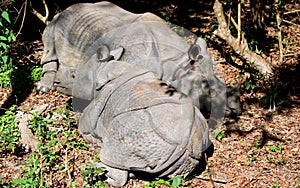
[78,60,208,174]
[42,1,163,67]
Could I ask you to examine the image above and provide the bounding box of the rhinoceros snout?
[225,106,242,117]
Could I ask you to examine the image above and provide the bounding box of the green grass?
[0,105,20,153]
[1,107,92,187]
[144,177,185,188]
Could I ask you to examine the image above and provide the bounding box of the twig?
[226,9,231,31]
[275,0,283,63]
[15,0,27,38]
[214,60,227,63]
[283,53,300,57]
[204,153,216,188]
[30,0,49,25]
[197,175,228,184]
[238,116,252,120]
[0,107,10,111]
[282,19,299,26]
[30,103,49,115]
[225,2,242,43]
[283,9,300,15]
[39,152,44,187]
[225,12,239,31]
[64,147,72,181]
[237,0,241,43]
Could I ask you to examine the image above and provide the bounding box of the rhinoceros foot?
[37,71,56,93]
[92,162,128,187]
[36,84,50,93]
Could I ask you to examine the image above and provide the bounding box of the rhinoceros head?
[184,38,241,118]
[71,45,125,111]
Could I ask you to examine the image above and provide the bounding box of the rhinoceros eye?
[183,59,196,71]
[190,60,195,66]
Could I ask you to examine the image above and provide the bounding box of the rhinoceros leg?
[37,61,58,93]
[92,162,128,187]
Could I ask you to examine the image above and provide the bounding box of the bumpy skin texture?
[77,56,210,186]
[39,1,241,116]
[38,2,226,186]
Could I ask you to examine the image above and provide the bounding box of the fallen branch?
[16,104,49,152]
[16,111,39,151]
[197,175,228,184]
[213,0,273,75]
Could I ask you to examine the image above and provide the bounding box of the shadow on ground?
[0,65,36,115]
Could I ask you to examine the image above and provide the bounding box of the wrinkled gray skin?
[38,1,241,117]
[76,49,210,186]
[37,2,238,186]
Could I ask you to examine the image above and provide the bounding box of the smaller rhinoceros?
[76,47,210,187]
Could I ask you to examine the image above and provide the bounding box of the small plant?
[254,140,260,149]
[240,62,262,93]
[0,2,16,88]
[0,106,20,153]
[248,157,257,163]
[13,113,59,187]
[214,128,225,141]
[244,79,257,91]
[30,66,43,82]
[0,68,13,88]
[81,163,106,188]
[12,152,48,187]
[266,155,285,165]
[28,112,53,139]
[278,158,285,165]
[164,11,171,24]
[272,183,280,188]
[11,108,88,187]
[268,143,284,153]
[63,131,87,150]
[0,178,9,188]
[144,177,185,188]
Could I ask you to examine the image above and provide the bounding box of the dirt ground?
[1,0,300,187]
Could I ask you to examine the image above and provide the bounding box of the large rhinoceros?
[38,1,241,118]
[76,48,210,186]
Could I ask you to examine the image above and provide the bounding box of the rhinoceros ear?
[97,45,111,61]
[188,44,203,61]
[97,45,124,62]
[110,46,124,61]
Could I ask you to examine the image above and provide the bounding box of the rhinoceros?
[38,1,241,118]
[76,47,210,186]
